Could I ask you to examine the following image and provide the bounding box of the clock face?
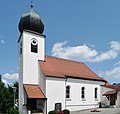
[31,38,38,46]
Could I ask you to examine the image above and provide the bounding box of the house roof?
[39,56,106,82]
[103,82,120,91]
[103,90,117,96]
[24,84,46,99]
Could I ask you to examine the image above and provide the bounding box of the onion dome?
[19,6,44,34]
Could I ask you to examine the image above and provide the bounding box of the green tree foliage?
[63,109,70,114]
[0,81,18,113]
[6,107,19,114]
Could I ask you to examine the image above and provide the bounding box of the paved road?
[71,108,120,114]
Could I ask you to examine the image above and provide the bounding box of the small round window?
[31,38,38,46]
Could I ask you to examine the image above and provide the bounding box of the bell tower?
[18,4,45,113]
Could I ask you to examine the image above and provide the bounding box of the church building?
[18,5,120,114]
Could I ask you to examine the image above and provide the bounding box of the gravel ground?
[71,108,120,114]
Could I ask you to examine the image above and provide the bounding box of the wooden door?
[110,95,116,105]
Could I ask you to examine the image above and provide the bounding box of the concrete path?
[71,108,120,114]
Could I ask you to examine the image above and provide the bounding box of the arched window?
[81,87,85,99]
[31,38,38,53]
[66,86,70,98]
[95,88,98,99]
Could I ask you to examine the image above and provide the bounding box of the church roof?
[39,56,106,82]
[24,84,46,99]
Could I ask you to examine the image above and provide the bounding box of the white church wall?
[38,64,46,94]
[66,78,101,111]
[19,36,24,113]
[46,77,66,113]
[22,31,45,85]
[19,30,45,113]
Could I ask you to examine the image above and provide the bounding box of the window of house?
[95,88,98,99]
[31,38,38,53]
[81,87,85,99]
[66,86,70,99]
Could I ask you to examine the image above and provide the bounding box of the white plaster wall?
[38,64,46,94]
[22,31,45,84]
[100,86,114,106]
[66,78,101,111]
[19,36,25,114]
[19,31,45,114]
[46,77,66,113]
[116,91,120,107]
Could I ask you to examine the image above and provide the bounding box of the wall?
[38,64,46,94]
[46,77,66,113]
[19,36,24,113]
[19,30,45,114]
[116,91,120,107]
[22,31,45,84]
[66,78,102,111]
[46,77,104,112]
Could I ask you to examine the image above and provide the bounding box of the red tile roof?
[24,84,46,99]
[103,90,117,96]
[39,56,106,82]
[103,82,120,91]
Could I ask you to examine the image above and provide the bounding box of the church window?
[31,38,38,53]
[95,87,98,99]
[81,87,85,99]
[66,86,70,98]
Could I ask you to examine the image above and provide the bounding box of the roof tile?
[103,90,117,96]
[24,84,46,99]
[39,56,106,82]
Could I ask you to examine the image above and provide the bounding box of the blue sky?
[0,0,120,84]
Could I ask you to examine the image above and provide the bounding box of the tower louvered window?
[31,38,38,53]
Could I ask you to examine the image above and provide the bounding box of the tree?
[0,81,19,113]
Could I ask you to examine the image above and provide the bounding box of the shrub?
[6,107,19,114]
[63,109,70,114]
[48,110,56,114]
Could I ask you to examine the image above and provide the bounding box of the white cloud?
[51,41,120,62]
[2,73,19,81]
[52,41,98,61]
[114,61,120,67]
[2,79,9,86]
[0,39,5,44]
[0,34,5,44]
[99,67,120,82]
[1,73,19,85]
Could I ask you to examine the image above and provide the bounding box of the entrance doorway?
[110,95,116,105]
[27,99,46,113]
